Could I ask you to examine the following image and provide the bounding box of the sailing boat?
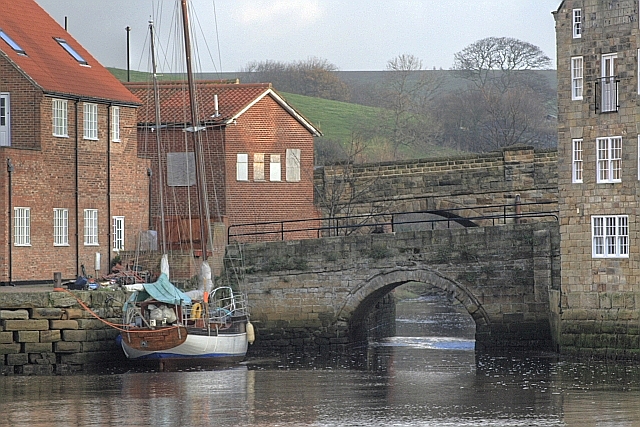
[118,0,253,363]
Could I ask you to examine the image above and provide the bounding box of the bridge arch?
[338,267,490,343]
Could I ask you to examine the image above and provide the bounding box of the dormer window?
[0,29,26,56]
[54,37,88,65]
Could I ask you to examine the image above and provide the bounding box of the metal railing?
[227,201,558,243]
[595,76,619,113]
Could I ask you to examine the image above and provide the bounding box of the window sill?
[53,134,69,138]
[83,137,99,141]
[14,244,31,247]
[84,243,99,247]
[54,243,70,247]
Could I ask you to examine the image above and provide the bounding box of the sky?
[34,0,561,73]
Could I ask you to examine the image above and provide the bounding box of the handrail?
[227,201,558,243]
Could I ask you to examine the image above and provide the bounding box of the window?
[597,137,622,183]
[286,149,301,182]
[54,38,88,65]
[52,99,68,137]
[270,154,281,182]
[84,209,99,246]
[572,139,583,183]
[254,153,265,181]
[600,53,618,113]
[54,208,69,246]
[0,93,10,146]
[113,216,124,251]
[14,208,30,246]
[237,153,248,181]
[573,9,582,38]
[592,215,629,258]
[0,29,26,55]
[83,103,98,140]
[111,106,120,142]
[571,57,583,100]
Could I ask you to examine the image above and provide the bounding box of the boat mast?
[149,21,167,256]
[180,0,208,261]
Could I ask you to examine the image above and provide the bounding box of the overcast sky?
[34,0,561,73]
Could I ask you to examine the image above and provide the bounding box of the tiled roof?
[0,0,139,105]
[125,81,321,136]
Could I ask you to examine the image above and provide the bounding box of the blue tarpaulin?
[131,273,192,306]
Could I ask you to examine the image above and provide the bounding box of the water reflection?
[2,294,640,426]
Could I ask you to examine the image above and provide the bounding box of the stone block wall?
[314,147,558,218]
[0,291,126,375]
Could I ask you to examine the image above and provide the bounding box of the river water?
[3,294,640,427]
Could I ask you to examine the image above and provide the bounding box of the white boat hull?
[120,332,248,361]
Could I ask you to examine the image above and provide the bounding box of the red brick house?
[125,81,322,249]
[0,0,149,285]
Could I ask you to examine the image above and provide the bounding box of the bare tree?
[314,136,391,236]
[375,54,443,157]
[443,37,555,151]
[243,57,350,102]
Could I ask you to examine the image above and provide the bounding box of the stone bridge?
[229,221,560,355]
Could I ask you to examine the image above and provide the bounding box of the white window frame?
[111,106,120,142]
[52,99,68,137]
[54,208,69,246]
[601,53,617,113]
[270,154,281,182]
[571,57,583,100]
[592,215,629,258]
[236,153,248,181]
[0,92,9,147]
[286,149,301,182]
[572,139,583,183]
[113,216,124,251]
[83,103,98,140]
[84,209,99,246]
[14,207,30,247]
[573,9,582,38]
[254,153,265,181]
[596,137,622,183]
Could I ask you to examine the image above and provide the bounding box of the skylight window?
[0,29,26,55]
[54,37,87,65]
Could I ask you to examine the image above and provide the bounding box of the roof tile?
[0,0,139,105]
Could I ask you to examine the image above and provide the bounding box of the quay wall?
[0,290,126,375]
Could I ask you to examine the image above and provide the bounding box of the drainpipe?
[147,167,152,230]
[6,158,13,286]
[107,104,112,271]
[74,100,80,277]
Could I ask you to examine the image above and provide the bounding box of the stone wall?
[314,147,558,217]
[230,222,560,356]
[554,1,640,359]
[0,290,126,375]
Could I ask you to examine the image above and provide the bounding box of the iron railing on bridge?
[227,201,558,244]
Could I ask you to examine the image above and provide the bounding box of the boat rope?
[53,287,183,334]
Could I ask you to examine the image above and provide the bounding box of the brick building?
[554,0,640,355]
[125,81,322,250]
[0,0,149,284]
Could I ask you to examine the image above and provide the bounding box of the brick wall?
[0,56,149,284]
[225,96,321,241]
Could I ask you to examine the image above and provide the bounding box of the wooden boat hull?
[120,326,188,351]
[119,331,248,361]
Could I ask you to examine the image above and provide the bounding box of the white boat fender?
[246,321,255,344]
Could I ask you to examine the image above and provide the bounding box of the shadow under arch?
[339,267,490,344]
